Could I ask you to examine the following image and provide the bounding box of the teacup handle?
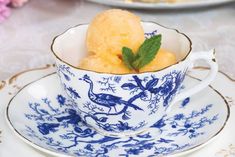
[169,49,218,109]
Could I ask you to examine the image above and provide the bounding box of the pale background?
[1,0,235,80]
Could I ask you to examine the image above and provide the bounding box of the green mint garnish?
[122,47,135,70]
[122,34,162,71]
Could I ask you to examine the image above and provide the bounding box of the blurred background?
[0,0,235,80]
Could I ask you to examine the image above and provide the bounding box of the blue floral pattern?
[55,30,189,134]
[57,64,75,81]
[24,91,219,157]
[58,62,186,133]
[145,30,158,38]
[53,30,189,134]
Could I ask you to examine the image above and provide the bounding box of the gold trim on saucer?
[0,65,234,156]
[186,74,230,153]
[5,72,230,157]
[8,64,55,85]
[194,66,235,82]
[215,144,235,156]
[225,96,235,107]
[0,81,6,90]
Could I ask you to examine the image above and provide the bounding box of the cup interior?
[52,22,192,68]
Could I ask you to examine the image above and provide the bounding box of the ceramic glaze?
[6,73,229,157]
[51,22,218,136]
[86,0,235,9]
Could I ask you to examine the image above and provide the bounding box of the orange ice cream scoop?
[79,54,131,74]
[140,49,177,72]
[86,9,145,56]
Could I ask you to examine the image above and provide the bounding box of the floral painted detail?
[144,30,158,38]
[97,76,119,93]
[170,105,218,139]
[215,144,235,157]
[57,95,66,106]
[55,29,187,134]
[72,70,185,133]
[65,86,80,99]
[121,71,185,114]
[225,96,235,107]
[23,93,219,157]
[153,143,190,156]
[57,64,75,81]
[180,97,190,108]
[151,104,218,139]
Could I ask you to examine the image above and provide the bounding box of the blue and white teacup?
[51,22,218,137]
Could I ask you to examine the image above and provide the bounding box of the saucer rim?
[5,72,230,157]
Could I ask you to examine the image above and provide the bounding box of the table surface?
[1,0,235,157]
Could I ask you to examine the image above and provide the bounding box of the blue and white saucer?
[6,73,229,157]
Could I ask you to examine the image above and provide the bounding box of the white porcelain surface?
[52,22,191,65]
[6,72,229,157]
[87,0,235,9]
[51,22,218,136]
[0,66,235,157]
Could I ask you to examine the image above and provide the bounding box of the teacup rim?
[51,21,192,75]
[5,70,230,157]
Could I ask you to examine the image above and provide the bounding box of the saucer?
[87,0,235,9]
[6,73,229,157]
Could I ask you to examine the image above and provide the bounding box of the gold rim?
[194,66,235,82]
[8,64,55,85]
[0,64,55,92]
[5,72,74,157]
[50,21,192,75]
[0,81,6,90]
[5,72,230,157]
[183,74,231,155]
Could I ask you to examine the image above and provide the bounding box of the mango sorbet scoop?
[79,9,176,74]
[86,9,145,56]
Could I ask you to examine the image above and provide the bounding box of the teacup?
[51,22,218,137]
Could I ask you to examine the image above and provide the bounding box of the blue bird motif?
[81,75,143,113]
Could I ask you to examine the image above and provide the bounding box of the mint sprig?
[122,34,162,71]
[122,47,135,69]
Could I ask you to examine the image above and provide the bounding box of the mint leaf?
[121,34,162,72]
[122,47,135,70]
[133,34,162,69]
